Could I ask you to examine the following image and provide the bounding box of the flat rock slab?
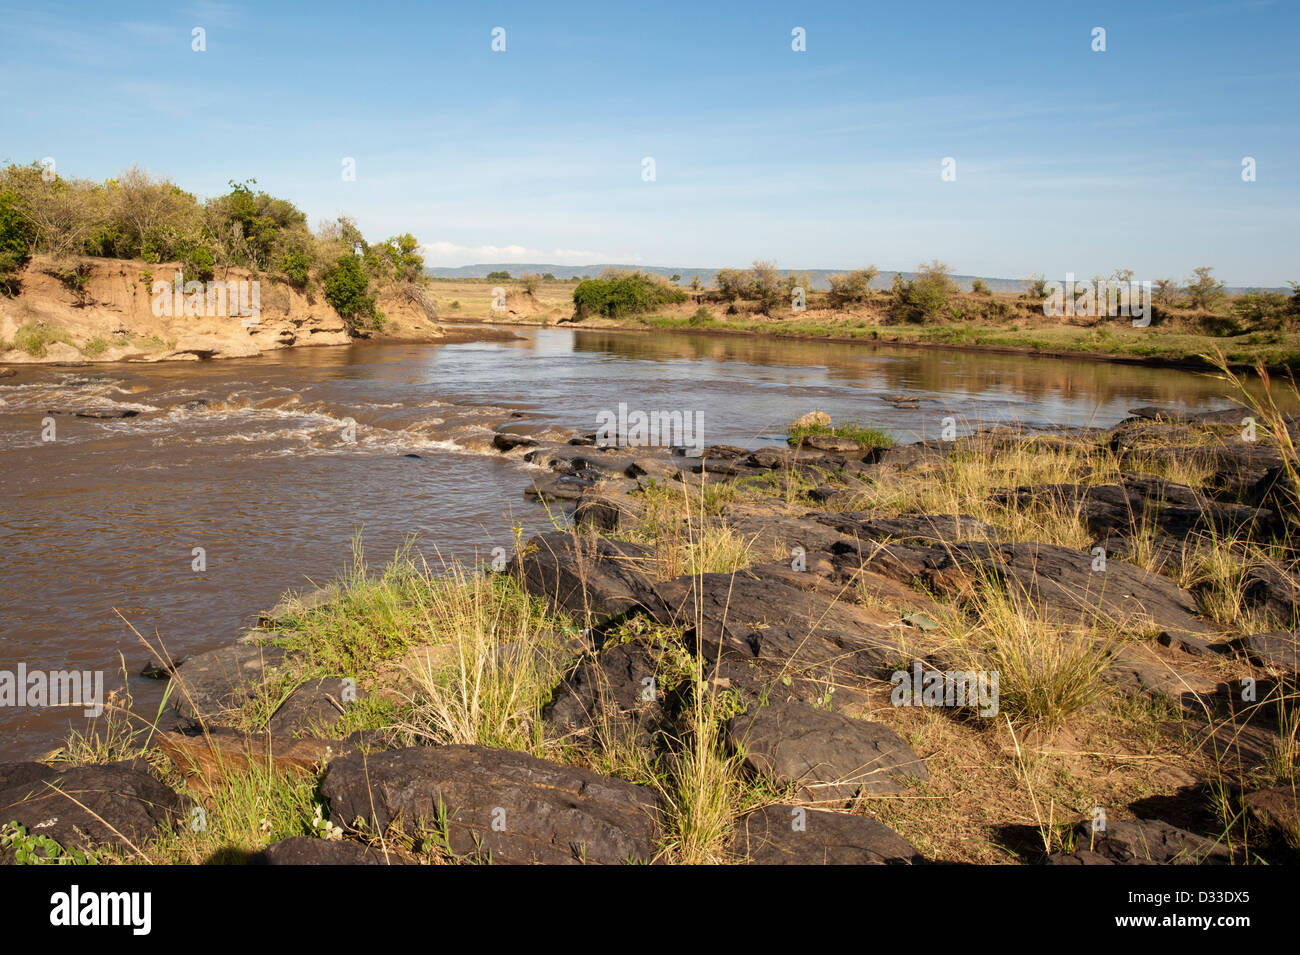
[322,745,662,864]
[257,585,340,627]
[250,836,400,865]
[169,644,287,722]
[511,532,659,627]
[1058,818,1237,865]
[821,513,999,545]
[946,540,1213,636]
[1232,631,1299,676]
[157,728,352,793]
[727,700,927,802]
[0,760,187,855]
[996,474,1267,539]
[651,570,903,690]
[731,805,923,864]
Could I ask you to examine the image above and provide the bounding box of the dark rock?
[572,487,645,532]
[1157,630,1227,658]
[543,643,668,747]
[650,570,903,692]
[945,540,1213,636]
[866,442,950,468]
[1125,406,1248,426]
[321,745,661,864]
[727,700,927,802]
[994,474,1267,540]
[45,407,140,419]
[1244,787,1300,843]
[731,805,923,864]
[169,644,287,722]
[1232,631,1299,675]
[140,657,181,679]
[0,762,58,792]
[1242,563,1300,630]
[523,473,594,502]
[0,761,187,855]
[820,513,998,545]
[177,399,209,412]
[250,836,399,865]
[403,453,422,459]
[795,434,864,455]
[1043,850,1115,865]
[492,432,539,452]
[1062,818,1236,864]
[510,532,659,628]
[268,678,365,738]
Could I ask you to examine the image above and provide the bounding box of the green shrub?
[322,254,379,330]
[280,250,311,288]
[890,260,956,324]
[826,267,878,307]
[1232,291,1294,332]
[486,270,511,280]
[13,322,69,357]
[0,189,35,295]
[788,418,894,450]
[572,271,685,319]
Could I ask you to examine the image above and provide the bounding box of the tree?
[486,270,510,280]
[1185,266,1225,310]
[749,260,784,314]
[970,278,990,295]
[1153,278,1180,307]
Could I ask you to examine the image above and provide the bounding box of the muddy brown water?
[0,326,1290,758]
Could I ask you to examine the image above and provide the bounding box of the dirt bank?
[0,256,457,364]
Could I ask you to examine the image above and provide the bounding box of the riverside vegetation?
[446,263,1300,374]
[0,162,442,362]
[3,356,1298,865]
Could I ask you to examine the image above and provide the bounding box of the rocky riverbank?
[3,404,1298,865]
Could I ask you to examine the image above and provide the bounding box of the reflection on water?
[0,328,1288,757]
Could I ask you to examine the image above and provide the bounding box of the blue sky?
[1,0,1296,284]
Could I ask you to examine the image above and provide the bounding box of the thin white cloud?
[419,241,636,267]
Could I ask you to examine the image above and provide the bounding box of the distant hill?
[423,263,1287,296]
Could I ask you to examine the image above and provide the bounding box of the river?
[0,326,1284,758]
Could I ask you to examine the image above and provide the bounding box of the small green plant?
[788,418,894,450]
[81,336,109,357]
[13,322,70,357]
[1,823,97,865]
